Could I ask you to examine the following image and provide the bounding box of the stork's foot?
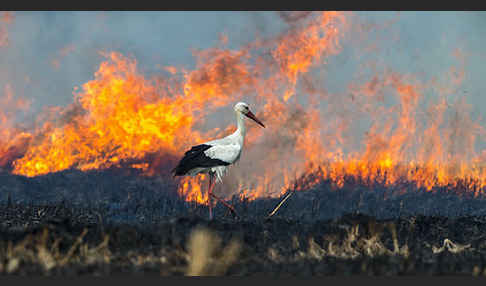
[209,193,240,219]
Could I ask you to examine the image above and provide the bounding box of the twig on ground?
[267,190,295,218]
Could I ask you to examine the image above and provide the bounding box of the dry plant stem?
[59,228,88,266]
[267,190,295,218]
[208,174,215,220]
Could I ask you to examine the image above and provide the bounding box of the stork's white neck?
[234,111,246,144]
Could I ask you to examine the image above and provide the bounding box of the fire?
[2,11,486,205]
[179,175,208,205]
[295,71,486,197]
[273,11,345,101]
[13,51,200,176]
[0,84,32,170]
[9,45,255,178]
[8,11,349,203]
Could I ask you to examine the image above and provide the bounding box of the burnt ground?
[1,169,486,275]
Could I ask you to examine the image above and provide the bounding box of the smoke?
[2,12,483,116]
[0,12,284,113]
[2,12,486,198]
[277,11,313,25]
[0,12,13,47]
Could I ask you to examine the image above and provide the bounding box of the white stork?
[172,102,265,219]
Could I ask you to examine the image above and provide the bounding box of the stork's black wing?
[172,144,230,176]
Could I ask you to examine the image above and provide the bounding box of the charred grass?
[1,169,486,275]
[1,204,486,275]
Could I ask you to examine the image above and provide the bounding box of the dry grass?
[0,219,482,276]
[0,226,242,276]
[185,227,241,276]
[0,228,111,274]
[431,239,471,254]
[288,221,410,263]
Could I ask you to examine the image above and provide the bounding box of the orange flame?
[0,84,32,169]
[2,11,486,205]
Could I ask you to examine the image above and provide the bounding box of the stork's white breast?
[204,144,242,164]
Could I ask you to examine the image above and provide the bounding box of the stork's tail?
[171,164,185,177]
[171,166,179,177]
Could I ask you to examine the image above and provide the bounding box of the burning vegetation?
[0,11,485,208]
[2,12,486,276]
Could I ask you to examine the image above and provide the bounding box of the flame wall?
[1,11,486,203]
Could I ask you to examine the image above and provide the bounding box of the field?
[1,169,486,276]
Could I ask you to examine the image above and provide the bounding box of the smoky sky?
[1,11,486,128]
[0,11,284,111]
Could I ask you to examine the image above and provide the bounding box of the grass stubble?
[0,216,481,276]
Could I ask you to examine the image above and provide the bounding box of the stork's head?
[234,102,265,128]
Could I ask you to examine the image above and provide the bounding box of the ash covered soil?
[1,169,486,275]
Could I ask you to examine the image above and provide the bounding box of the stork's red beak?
[245,111,265,128]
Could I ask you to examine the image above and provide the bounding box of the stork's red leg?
[209,193,239,219]
[207,173,215,220]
